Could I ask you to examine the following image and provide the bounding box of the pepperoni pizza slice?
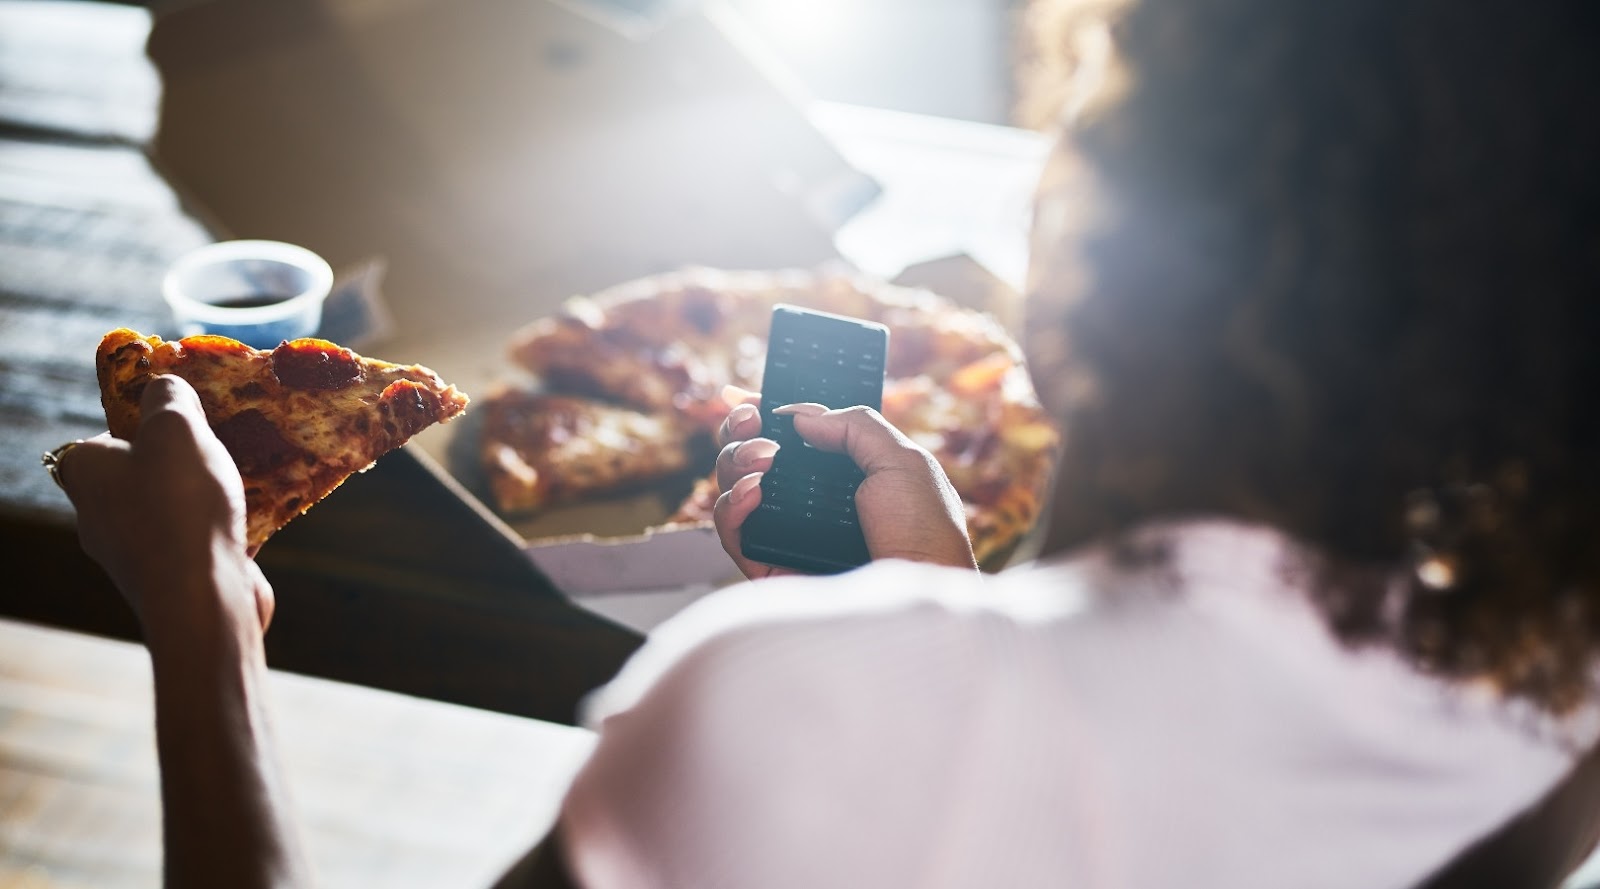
[96,328,469,550]
[480,389,697,514]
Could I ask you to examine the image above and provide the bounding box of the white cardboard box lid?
[145,0,879,590]
[147,0,871,412]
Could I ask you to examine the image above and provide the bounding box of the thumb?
[133,375,212,455]
[776,403,930,475]
[777,403,975,571]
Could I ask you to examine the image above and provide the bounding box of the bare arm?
[60,376,312,889]
[145,562,308,889]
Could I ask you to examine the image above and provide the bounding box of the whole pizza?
[480,268,1060,567]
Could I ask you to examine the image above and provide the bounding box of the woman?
[56,0,1600,886]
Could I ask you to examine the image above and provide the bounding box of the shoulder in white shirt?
[561,521,1595,889]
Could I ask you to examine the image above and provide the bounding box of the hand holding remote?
[713,389,977,580]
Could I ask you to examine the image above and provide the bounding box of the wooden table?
[0,0,640,727]
[0,617,598,888]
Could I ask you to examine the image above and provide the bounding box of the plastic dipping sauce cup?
[163,240,334,349]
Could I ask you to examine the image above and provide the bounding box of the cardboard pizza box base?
[432,403,740,597]
[405,442,737,601]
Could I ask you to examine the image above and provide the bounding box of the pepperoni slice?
[213,409,306,476]
[379,380,443,439]
[271,338,364,390]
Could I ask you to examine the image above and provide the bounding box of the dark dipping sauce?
[271,339,364,390]
[211,294,293,309]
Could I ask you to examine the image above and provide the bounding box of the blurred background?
[726,0,1021,123]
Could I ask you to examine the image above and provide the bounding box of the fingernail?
[736,437,779,466]
[731,472,763,504]
[773,403,827,417]
[727,403,758,428]
[722,384,759,407]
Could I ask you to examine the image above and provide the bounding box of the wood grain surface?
[0,617,596,889]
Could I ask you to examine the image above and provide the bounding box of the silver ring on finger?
[41,439,87,491]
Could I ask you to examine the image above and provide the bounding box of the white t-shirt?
[559,521,1597,888]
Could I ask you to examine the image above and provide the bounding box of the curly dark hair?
[1020,0,1600,711]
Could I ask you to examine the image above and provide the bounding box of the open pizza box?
[146,0,1042,626]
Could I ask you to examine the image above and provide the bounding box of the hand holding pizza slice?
[95,328,469,551]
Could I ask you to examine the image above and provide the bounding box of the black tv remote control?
[740,305,889,575]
